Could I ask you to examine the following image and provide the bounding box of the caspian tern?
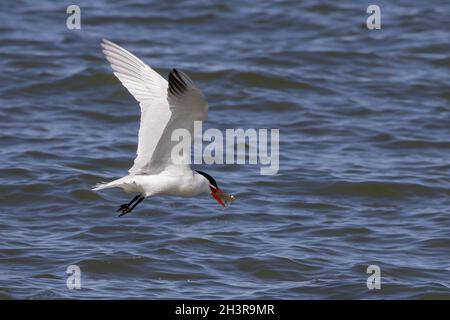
[92,39,234,216]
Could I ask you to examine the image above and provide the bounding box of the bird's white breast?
[127,171,210,197]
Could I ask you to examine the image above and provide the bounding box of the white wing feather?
[101,39,171,174]
[142,69,208,175]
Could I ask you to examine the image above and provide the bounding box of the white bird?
[92,39,234,216]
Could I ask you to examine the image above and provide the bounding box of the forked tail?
[92,176,133,191]
[92,180,115,191]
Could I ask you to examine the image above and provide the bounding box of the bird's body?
[92,39,234,215]
[93,171,210,197]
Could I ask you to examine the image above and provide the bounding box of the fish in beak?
[210,187,235,207]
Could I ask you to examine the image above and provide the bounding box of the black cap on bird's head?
[195,170,235,206]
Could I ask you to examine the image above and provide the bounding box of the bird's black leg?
[118,196,145,217]
[117,194,141,213]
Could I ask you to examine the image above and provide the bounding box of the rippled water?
[0,0,449,299]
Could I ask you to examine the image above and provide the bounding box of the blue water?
[0,0,449,299]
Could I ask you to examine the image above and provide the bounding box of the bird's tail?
[92,180,115,191]
[92,176,133,191]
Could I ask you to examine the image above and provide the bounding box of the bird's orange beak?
[211,187,235,207]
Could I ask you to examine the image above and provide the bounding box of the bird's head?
[195,170,235,207]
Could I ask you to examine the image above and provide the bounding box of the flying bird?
[92,39,234,216]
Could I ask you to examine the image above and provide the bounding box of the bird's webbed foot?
[118,206,132,217]
[117,203,129,212]
[116,195,145,217]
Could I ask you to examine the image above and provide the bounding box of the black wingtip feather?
[168,69,187,96]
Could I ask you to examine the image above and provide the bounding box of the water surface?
[0,0,449,299]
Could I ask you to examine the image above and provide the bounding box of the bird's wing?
[141,69,208,175]
[101,39,171,174]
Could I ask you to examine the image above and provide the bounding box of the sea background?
[0,0,449,299]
